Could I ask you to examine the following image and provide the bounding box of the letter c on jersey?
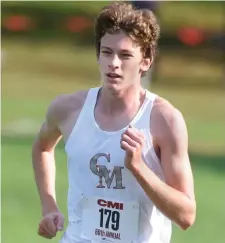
[97,199,107,207]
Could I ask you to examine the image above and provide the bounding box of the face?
[98,32,151,92]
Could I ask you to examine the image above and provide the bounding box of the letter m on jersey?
[90,153,125,189]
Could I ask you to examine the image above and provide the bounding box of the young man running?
[32,2,196,243]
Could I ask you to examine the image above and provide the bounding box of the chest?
[64,122,161,199]
[66,131,132,190]
[67,133,125,167]
[94,108,138,132]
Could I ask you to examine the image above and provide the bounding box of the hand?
[38,211,64,239]
[120,125,145,171]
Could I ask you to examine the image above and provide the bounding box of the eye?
[101,50,111,54]
[121,53,133,58]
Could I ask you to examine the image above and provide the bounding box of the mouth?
[106,73,122,79]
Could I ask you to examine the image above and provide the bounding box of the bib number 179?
[81,197,139,242]
[99,208,120,231]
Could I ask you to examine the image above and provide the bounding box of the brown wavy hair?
[94,1,160,62]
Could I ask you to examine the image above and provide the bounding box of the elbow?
[179,203,196,230]
[32,139,46,161]
[180,214,196,230]
[32,138,54,162]
[32,139,40,157]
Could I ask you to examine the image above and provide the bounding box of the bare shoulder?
[34,90,88,151]
[47,90,88,127]
[151,96,188,145]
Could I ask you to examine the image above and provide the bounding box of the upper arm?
[152,102,195,201]
[34,97,63,152]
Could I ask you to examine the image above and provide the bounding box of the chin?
[103,81,122,93]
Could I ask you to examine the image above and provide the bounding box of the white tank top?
[60,87,172,243]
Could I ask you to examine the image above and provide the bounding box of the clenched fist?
[120,125,145,171]
[38,211,64,239]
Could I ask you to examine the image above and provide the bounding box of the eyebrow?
[101,46,112,51]
[101,46,133,53]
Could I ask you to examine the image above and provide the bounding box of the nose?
[108,54,120,70]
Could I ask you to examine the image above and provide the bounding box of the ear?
[141,58,152,72]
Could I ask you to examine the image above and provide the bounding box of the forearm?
[32,143,58,215]
[130,162,195,229]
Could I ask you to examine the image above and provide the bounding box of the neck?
[97,84,146,116]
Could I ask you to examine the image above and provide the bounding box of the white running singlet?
[60,87,172,243]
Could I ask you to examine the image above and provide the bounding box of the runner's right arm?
[32,97,62,216]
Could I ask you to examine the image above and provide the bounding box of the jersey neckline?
[91,87,151,135]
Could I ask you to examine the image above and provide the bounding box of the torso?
[59,87,172,243]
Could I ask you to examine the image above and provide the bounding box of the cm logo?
[90,153,125,189]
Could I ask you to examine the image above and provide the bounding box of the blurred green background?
[1,1,225,243]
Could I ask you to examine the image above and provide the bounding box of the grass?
[2,40,225,243]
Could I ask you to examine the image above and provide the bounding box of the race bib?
[81,197,139,243]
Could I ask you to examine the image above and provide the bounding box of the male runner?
[32,2,196,243]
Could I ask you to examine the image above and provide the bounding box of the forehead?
[101,32,140,52]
